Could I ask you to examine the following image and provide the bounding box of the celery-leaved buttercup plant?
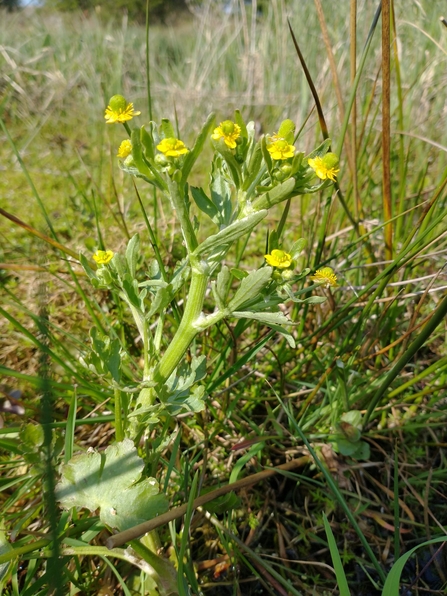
[57,96,339,581]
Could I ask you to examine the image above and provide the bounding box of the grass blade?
[323,514,351,596]
[382,537,447,595]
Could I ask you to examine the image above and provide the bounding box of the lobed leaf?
[57,439,168,531]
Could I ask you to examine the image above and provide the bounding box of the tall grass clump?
[1,0,447,594]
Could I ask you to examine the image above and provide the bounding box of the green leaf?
[120,161,166,192]
[323,514,350,596]
[336,438,361,456]
[193,210,268,257]
[64,392,77,464]
[212,138,242,188]
[305,138,332,160]
[381,536,447,595]
[56,439,168,531]
[89,327,121,382]
[216,265,231,301]
[0,532,13,582]
[20,423,44,452]
[341,410,363,428]
[140,125,155,160]
[147,285,173,319]
[230,268,248,281]
[234,109,247,140]
[232,310,295,348]
[131,129,154,180]
[181,112,215,185]
[110,252,127,280]
[125,233,140,279]
[212,265,231,310]
[210,157,233,225]
[183,385,206,413]
[251,177,296,211]
[229,442,264,484]
[353,441,370,460]
[228,267,273,312]
[290,151,304,177]
[190,186,219,223]
[79,252,97,279]
[290,238,306,260]
[203,492,240,515]
[242,143,263,192]
[302,296,327,304]
[267,229,278,252]
[121,278,143,311]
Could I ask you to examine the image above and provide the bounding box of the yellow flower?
[156,138,189,158]
[266,136,295,160]
[264,249,293,269]
[117,139,132,158]
[310,267,338,288]
[308,152,340,182]
[104,95,141,124]
[93,250,114,265]
[211,120,241,149]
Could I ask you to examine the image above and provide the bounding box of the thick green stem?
[166,177,198,254]
[153,265,208,385]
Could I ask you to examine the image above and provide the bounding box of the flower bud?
[96,267,113,286]
[273,169,287,181]
[155,153,169,167]
[281,268,295,281]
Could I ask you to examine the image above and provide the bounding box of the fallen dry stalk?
[106,455,310,549]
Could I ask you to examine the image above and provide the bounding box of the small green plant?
[75,97,337,439]
[32,94,340,592]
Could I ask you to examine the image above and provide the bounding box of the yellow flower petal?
[266,136,295,161]
[93,250,114,265]
[156,138,189,158]
[308,155,340,182]
[211,120,241,149]
[117,139,132,158]
[264,249,292,269]
[104,95,141,124]
[310,267,338,287]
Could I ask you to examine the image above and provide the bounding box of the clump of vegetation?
[1,1,447,594]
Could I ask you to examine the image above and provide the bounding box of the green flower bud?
[96,267,113,286]
[155,153,169,167]
[273,168,288,181]
[281,268,295,281]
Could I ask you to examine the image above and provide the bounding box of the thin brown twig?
[106,456,310,549]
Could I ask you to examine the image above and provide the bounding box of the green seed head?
[108,95,127,111]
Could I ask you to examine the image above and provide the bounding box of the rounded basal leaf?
[56,439,168,531]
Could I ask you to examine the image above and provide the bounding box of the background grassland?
[1,1,447,594]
